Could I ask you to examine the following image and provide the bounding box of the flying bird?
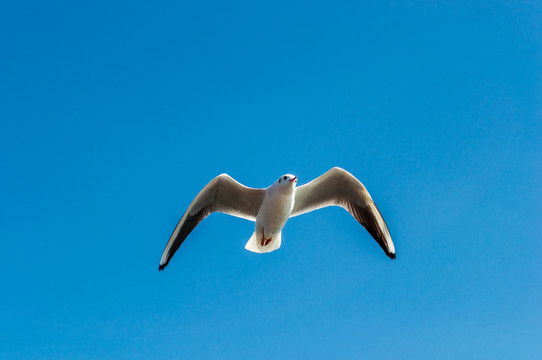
[159,167,395,270]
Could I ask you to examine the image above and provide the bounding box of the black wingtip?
[389,252,396,260]
[158,264,165,271]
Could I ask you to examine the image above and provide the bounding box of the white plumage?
[159,167,395,270]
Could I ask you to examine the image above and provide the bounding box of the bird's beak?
[289,176,297,183]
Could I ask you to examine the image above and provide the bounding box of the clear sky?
[1,1,541,359]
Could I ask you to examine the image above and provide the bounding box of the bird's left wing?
[159,174,265,270]
[291,167,395,259]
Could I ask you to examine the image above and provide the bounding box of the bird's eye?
[283,176,287,180]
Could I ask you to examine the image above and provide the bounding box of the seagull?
[159,167,395,270]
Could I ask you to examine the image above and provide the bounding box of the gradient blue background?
[1,1,541,359]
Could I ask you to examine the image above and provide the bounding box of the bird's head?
[274,174,298,190]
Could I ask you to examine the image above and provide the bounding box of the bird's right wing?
[159,174,265,270]
[291,167,395,259]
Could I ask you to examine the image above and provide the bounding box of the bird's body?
[159,167,395,271]
[246,174,297,253]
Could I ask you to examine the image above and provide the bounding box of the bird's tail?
[245,232,282,253]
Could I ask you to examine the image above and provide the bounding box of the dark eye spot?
[279,178,281,183]
[283,176,287,180]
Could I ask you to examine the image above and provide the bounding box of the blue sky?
[1,1,541,359]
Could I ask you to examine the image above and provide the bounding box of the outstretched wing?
[159,174,265,270]
[291,167,395,259]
